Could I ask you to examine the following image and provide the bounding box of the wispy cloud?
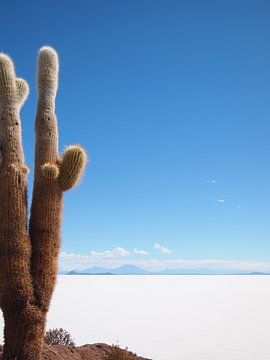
[154,243,172,254]
[59,252,270,273]
[133,249,149,255]
[212,198,225,203]
[90,247,130,259]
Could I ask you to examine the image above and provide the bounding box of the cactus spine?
[0,47,87,359]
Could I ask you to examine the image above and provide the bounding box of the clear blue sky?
[1,0,270,270]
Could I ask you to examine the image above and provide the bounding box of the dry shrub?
[44,328,75,347]
[104,344,136,360]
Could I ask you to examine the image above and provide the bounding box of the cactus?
[59,145,87,191]
[0,47,87,359]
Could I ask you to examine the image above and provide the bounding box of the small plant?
[44,328,76,347]
[105,344,136,360]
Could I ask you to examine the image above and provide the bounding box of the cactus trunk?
[30,179,63,311]
[29,48,63,314]
[2,306,45,360]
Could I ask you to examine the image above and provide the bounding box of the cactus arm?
[41,162,60,180]
[0,54,17,105]
[59,145,87,191]
[16,78,29,106]
[0,54,25,167]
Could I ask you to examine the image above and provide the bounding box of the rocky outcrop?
[0,343,151,360]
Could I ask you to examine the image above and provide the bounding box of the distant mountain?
[83,266,109,274]
[160,268,212,275]
[159,268,247,275]
[65,265,153,275]
[62,265,270,276]
[66,270,79,275]
[66,265,154,275]
[110,265,154,275]
[66,270,114,275]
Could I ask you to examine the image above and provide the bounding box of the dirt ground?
[0,343,151,360]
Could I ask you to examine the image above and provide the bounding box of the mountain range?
[59,265,269,276]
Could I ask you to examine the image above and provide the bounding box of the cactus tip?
[37,46,59,96]
[41,163,59,180]
[59,145,87,191]
[0,53,16,99]
[0,53,15,79]
[22,165,30,175]
[0,53,14,69]
[65,144,88,162]
[16,78,29,105]
[38,46,59,70]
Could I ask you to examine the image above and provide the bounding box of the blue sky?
[1,0,270,271]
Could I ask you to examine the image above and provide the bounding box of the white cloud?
[59,252,270,273]
[90,247,130,259]
[208,179,217,183]
[133,249,149,256]
[212,198,225,203]
[154,243,172,254]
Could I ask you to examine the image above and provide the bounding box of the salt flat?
[1,275,270,359]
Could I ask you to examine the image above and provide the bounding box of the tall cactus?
[0,47,87,359]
